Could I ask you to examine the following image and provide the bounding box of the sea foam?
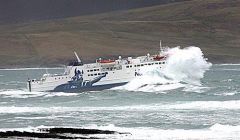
[118,46,212,92]
[1,100,239,114]
[84,123,240,140]
[0,90,77,98]
[1,123,240,140]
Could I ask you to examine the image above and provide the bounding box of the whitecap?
[0,90,78,98]
[216,64,240,66]
[82,123,240,140]
[1,124,239,140]
[214,91,238,96]
[183,85,210,93]
[0,100,239,114]
[116,46,211,93]
[44,92,78,97]
[0,90,47,98]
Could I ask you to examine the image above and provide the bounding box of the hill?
[0,0,239,68]
[0,0,183,24]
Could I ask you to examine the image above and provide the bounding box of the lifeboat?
[97,59,115,63]
[153,55,165,61]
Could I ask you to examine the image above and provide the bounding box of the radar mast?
[74,51,81,63]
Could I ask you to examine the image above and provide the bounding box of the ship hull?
[51,82,128,93]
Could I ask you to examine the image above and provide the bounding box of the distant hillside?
[0,0,239,68]
[0,0,185,24]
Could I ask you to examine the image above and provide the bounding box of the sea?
[0,47,240,140]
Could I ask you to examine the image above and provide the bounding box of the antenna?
[74,51,81,63]
[159,40,163,54]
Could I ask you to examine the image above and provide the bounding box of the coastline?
[1,62,240,70]
[0,0,239,69]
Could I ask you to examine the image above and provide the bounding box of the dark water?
[0,64,240,139]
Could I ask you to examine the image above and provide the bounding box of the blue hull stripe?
[51,82,128,93]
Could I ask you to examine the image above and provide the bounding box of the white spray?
[119,46,212,92]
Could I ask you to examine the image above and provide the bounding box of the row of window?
[103,67,117,71]
[33,76,68,83]
[87,69,100,72]
[126,62,165,68]
[55,77,69,80]
[86,61,165,72]
[88,72,108,77]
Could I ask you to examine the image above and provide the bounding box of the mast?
[74,51,81,63]
[159,40,163,55]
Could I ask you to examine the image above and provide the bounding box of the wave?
[214,91,239,96]
[216,64,240,66]
[221,68,240,71]
[1,124,240,140]
[1,100,239,114]
[93,123,240,140]
[0,90,78,98]
[0,90,47,98]
[44,92,78,97]
[0,81,26,86]
[117,46,212,92]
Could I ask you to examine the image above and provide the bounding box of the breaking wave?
[118,46,212,92]
[96,123,240,140]
[0,90,77,98]
[1,100,239,114]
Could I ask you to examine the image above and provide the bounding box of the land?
[0,127,130,139]
[0,0,239,68]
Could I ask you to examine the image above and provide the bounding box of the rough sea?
[0,47,240,139]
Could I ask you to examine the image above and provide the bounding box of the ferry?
[27,41,168,92]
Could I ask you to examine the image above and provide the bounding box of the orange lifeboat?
[97,59,115,63]
[153,55,165,61]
